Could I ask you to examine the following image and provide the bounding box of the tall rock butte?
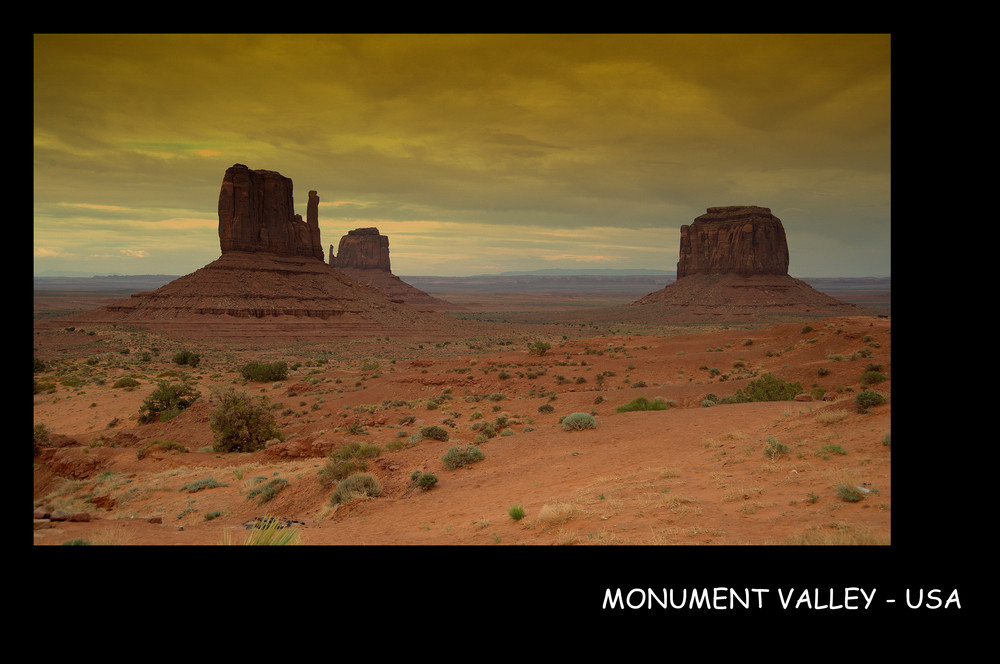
[218,164,324,261]
[676,206,789,278]
[46,165,473,342]
[329,227,463,311]
[632,206,867,322]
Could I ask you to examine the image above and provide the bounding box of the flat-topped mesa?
[218,164,324,261]
[330,227,391,271]
[677,205,789,278]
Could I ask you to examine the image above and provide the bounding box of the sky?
[33,34,890,278]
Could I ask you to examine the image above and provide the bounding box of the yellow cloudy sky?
[33,33,890,277]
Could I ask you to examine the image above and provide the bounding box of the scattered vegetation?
[616,396,670,413]
[527,340,551,356]
[410,470,438,491]
[835,484,865,502]
[855,389,886,413]
[178,477,228,493]
[763,437,789,459]
[319,441,382,488]
[419,425,450,441]
[246,477,289,505]
[209,387,283,453]
[330,472,382,505]
[138,380,200,424]
[717,373,803,404]
[239,360,288,382]
[171,350,201,367]
[561,412,597,431]
[442,445,485,469]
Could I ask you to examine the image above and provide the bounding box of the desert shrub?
[616,396,670,413]
[860,370,887,386]
[33,423,50,455]
[835,484,865,502]
[179,477,228,493]
[410,470,439,491]
[719,373,802,404]
[763,437,789,459]
[319,441,382,488]
[138,380,199,424]
[528,341,551,356]
[136,439,189,460]
[330,473,382,505]
[561,412,597,431]
[172,350,201,367]
[441,445,485,469]
[537,403,555,414]
[855,389,886,413]
[113,376,140,389]
[209,387,283,453]
[246,478,289,505]
[801,325,814,334]
[419,425,450,441]
[360,358,381,371]
[508,504,526,521]
[240,360,288,382]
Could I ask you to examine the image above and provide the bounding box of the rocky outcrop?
[677,206,789,278]
[330,227,390,271]
[330,227,463,311]
[45,166,477,342]
[218,164,324,261]
[629,206,868,323]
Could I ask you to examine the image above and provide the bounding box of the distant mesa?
[631,206,868,321]
[43,164,469,342]
[330,227,463,312]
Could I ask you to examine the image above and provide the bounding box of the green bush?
[835,484,864,502]
[178,477,228,493]
[420,425,450,441]
[410,470,439,491]
[240,361,288,382]
[172,350,201,367]
[561,412,597,431]
[855,389,886,413]
[209,388,282,453]
[719,373,802,404]
[508,504,526,521]
[860,370,887,386]
[616,396,670,413]
[113,376,141,389]
[247,478,289,505]
[441,445,485,469]
[319,442,382,488]
[528,340,551,356]
[537,403,555,414]
[764,437,789,459]
[330,473,382,504]
[138,380,199,424]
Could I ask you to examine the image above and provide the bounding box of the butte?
[329,228,462,312]
[627,206,869,323]
[46,164,472,344]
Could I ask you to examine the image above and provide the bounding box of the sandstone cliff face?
[218,164,324,261]
[330,227,391,271]
[676,206,789,278]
